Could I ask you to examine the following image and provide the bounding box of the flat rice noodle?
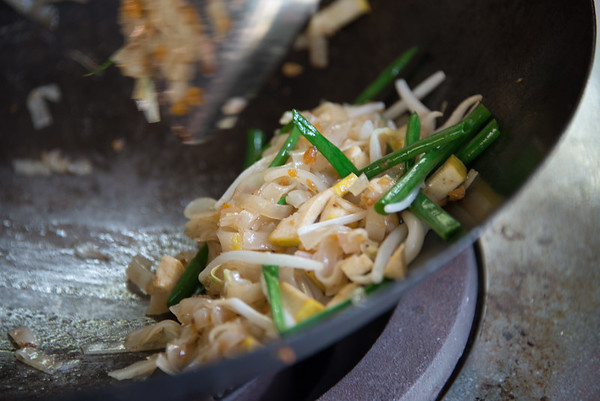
[285,189,312,208]
[238,194,294,220]
[15,347,60,374]
[312,101,347,121]
[257,180,297,203]
[299,225,343,251]
[225,278,265,305]
[108,354,159,380]
[8,326,39,348]
[185,214,220,242]
[313,236,347,296]
[124,320,182,352]
[219,209,259,232]
[171,297,212,325]
[263,165,329,193]
[184,197,217,219]
[243,230,276,251]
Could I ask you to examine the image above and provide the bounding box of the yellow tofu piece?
[153,255,185,292]
[268,216,302,247]
[280,282,325,323]
[333,173,359,197]
[240,336,261,352]
[424,154,467,204]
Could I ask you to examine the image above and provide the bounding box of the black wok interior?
[0,0,594,400]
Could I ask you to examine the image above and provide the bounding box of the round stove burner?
[223,246,479,401]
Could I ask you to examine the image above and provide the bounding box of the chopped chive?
[359,120,468,180]
[292,110,359,177]
[243,129,266,168]
[84,59,114,77]
[409,192,462,240]
[269,126,301,167]
[353,46,419,104]
[277,195,287,205]
[374,104,491,215]
[455,119,500,165]
[404,112,421,172]
[262,265,286,333]
[167,243,209,307]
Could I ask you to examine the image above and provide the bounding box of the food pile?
[109,47,501,379]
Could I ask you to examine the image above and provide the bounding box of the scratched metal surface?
[443,4,600,398]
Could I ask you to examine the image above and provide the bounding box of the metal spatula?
[173,0,319,144]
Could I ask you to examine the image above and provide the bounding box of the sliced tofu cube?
[153,255,186,293]
[423,154,467,204]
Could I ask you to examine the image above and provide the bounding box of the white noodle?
[384,71,446,120]
[201,251,324,283]
[285,189,312,208]
[395,79,430,117]
[359,119,375,140]
[421,111,444,138]
[297,211,367,236]
[263,165,329,192]
[383,185,423,214]
[437,94,483,131]
[400,210,428,264]
[214,298,276,337]
[368,128,388,163]
[345,102,385,118]
[183,197,217,219]
[357,224,408,284]
[27,84,61,130]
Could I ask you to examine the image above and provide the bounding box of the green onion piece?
[353,46,419,104]
[277,195,287,205]
[374,104,491,214]
[292,110,359,177]
[404,112,421,172]
[262,265,286,333]
[279,121,294,135]
[455,119,500,165]
[243,129,266,168]
[269,126,301,167]
[281,280,390,336]
[84,59,114,77]
[409,192,463,240]
[167,243,209,307]
[359,120,468,180]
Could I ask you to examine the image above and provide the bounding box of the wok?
[0,0,594,399]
